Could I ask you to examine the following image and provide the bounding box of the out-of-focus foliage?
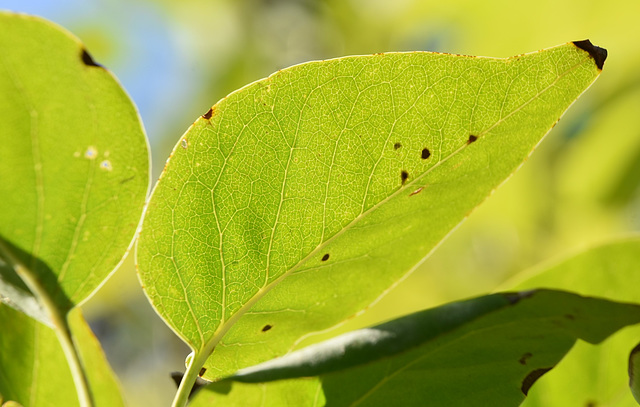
[3,0,638,404]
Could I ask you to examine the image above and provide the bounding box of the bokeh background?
[3,0,640,405]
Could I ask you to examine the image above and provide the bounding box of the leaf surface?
[0,304,125,407]
[136,40,606,379]
[0,12,149,320]
[191,289,640,406]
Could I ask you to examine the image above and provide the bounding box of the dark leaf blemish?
[394,142,402,150]
[262,324,273,332]
[572,40,607,70]
[401,170,409,185]
[119,175,135,185]
[202,107,214,120]
[199,367,206,376]
[467,134,478,144]
[585,401,597,407]
[80,49,102,68]
[519,352,532,365]
[564,314,575,320]
[421,148,431,159]
[521,367,552,395]
[321,253,330,261]
[628,342,640,384]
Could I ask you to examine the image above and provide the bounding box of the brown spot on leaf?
[401,170,409,185]
[321,254,330,261]
[585,401,597,407]
[119,175,135,185]
[262,324,273,332]
[199,367,206,376]
[572,40,607,70]
[409,187,424,196]
[565,314,575,320]
[467,134,478,144]
[521,367,552,395]
[81,49,102,68]
[202,107,214,120]
[421,148,431,159]
[394,142,402,150]
[519,352,533,365]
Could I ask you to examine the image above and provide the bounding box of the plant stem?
[171,349,210,407]
[50,308,93,407]
[0,241,93,407]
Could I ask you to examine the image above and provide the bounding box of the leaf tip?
[572,40,607,70]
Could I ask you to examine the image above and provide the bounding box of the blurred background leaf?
[2,0,638,404]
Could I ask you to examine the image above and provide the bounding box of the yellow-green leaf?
[0,12,149,321]
[136,40,606,381]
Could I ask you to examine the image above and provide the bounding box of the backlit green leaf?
[0,304,125,407]
[0,12,149,321]
[191,289,640,406]
[136,40,606,380]
[503,237,640,407]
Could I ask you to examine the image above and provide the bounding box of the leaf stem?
[171,349,209,407]
[0,241,93,407]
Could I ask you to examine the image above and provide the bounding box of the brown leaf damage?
[572,40,607,70]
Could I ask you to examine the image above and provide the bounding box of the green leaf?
[191,289,640,406]
[0,303,125,407]
[136,40,606,381]
[502,237,640,406]
[0,12,149,320]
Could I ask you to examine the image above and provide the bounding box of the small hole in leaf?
[321,254,330,261]
[262,325,273,332]
[421,148,431,159]
[394,142,402,150]
[467,134,478,144]
[199,367,206,376]
[401,170,409,185]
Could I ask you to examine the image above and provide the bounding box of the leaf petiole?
[0,240,93,407]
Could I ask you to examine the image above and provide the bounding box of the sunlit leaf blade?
[503,238,640,407]
[0,304,125,407]
[136,40,605,378]
[191,289,640,407]
[0,12,149,320]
